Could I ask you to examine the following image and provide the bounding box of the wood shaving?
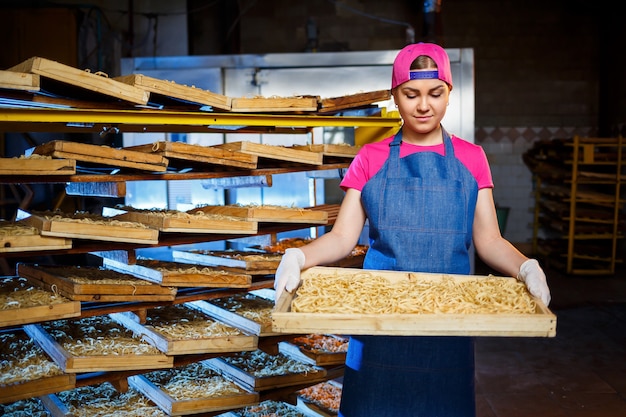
[0,277,70,310]
[41,315,162,356]
[0,331,64,385]
[292,272,536,314]
[141,362,247,400]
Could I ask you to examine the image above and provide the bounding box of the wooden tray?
[273,267,557,337]
[0,276,80,328]
[0,69,40,92]
[17,264,177,302]
[19,211,159,244]
[205,350,327,392]
[128,361,259,415]
[9,56,149,105]
[189,204,328,224]
[296,380,342,417]
[230,96,318,112]
[278,334,348,366]
[187,292,278,337]
[111,304,258,355]
[0,330,76,404]
[220,400,310,417]
[126,140,258,169]
[317,89,391,113]
[0,157,75,175]
[0,221,72,253]
[31,140,168,172]
[23,315,174,373]
[113,208,258,234]
[214,141,324,165]
[291,144,360,159]
[173,250,282,275]
[102,258,252,288]
[114,73,232,110]
[39,382,168,417]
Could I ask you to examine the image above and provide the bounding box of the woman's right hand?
[273,248,305,303]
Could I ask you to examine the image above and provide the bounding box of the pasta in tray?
[291,272,536,314]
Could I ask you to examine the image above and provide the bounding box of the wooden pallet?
[114,73,232,110]
[125,140,258,169]
[31,140,168,172]
[17,264,177,302]
[9,56,149,105]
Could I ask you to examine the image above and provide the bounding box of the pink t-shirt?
[340,135,494,192]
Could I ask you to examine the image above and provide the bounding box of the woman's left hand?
[517,259,551,306]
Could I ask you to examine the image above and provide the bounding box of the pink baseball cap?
[391,42,453,89]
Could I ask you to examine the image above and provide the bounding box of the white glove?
[274,248,305,302]
[517,259,551,306]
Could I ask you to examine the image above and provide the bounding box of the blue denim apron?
[339,128,479,417]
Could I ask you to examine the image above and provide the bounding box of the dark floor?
[474,260,626,417]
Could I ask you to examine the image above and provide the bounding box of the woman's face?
[392,78,450,136]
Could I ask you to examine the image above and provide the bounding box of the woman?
[274,42,550,417]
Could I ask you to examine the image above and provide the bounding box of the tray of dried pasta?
[206,349,327,392]
[189,204,328,224]
[128,361,259,415]
[0,221,71,253]
[218,399,310,417]
[101,257,252,288]
[17,264,177,302]
[39,381,167,417]
[0,276,80,328]
[296,380,342,417]
[173,250,282,275]
[273,267,557,337]
[278,334,348,366]
[111,303,258,355]
[1,330,76,404]
[187,290,278,337]
[23,314,174,373]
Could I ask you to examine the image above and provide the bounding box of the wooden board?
[215,141,324,165]
[172,250,281,275]
[187,292,277,337]
[273,266,557,337]
[277,334,348,366]
[230,96,318,112]
[23,315,174,373]
[9,57,149,105]
[0,157,75,175]
[189,204,328,224]
[0,277,80,328]
[290,143,360,159]
[114,73,232,110]
[31,140,168,172]
[126,141,258,169]
[111,305,258,355]
[102,258,252,288]
[113,209,258,234]
[0,69,40,91]
[17,264,177,302]
[0,330,76,404]
[317,89,390,113]
[205,350,327,392]
[128,361,259,415]
[0,221,71,253]
[19,211,159,244]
